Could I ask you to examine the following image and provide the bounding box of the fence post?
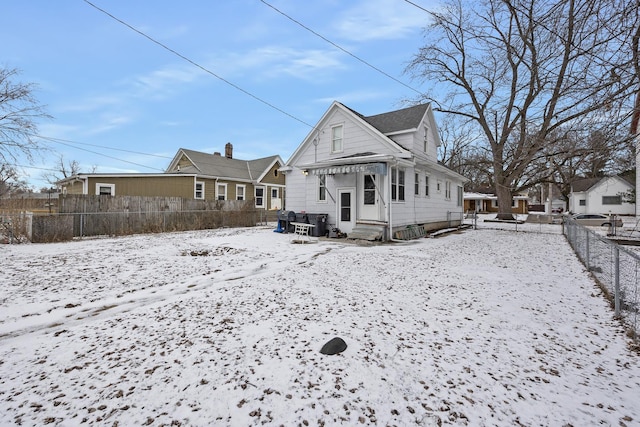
[585,231,590,270]
[614,245,620,318]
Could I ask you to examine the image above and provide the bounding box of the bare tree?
[42,155,83,185]
[407,0,639,219]
[437,115,493,189]
[0,67,51,164]
[0,164,30,197]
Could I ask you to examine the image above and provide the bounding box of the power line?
[260,0,423,96]
[44,137,165,172]
[82,0,317,130]
[37,135,173,160]
[402,0,430,14]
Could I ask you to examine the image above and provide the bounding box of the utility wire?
[402,0,430,14]
[48,138,165,171]
[37,135,173,159]
[260,0,423,96]
[82,0,317,130]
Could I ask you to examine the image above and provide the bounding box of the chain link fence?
[564,217,639,344]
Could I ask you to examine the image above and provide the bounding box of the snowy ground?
[1,224,639,426]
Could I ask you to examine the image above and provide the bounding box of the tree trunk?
[495,184,514,220]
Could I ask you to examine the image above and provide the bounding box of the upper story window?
[195,181,204,199]
[423,125,429,152]
[331,125,343,153]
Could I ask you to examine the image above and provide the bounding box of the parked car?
[570,213,623,227]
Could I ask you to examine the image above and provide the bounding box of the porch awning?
[310,162,387,176]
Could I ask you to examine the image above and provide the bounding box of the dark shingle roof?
[361,103,430,134]
[178,148,279,181]
[571,177,603,192]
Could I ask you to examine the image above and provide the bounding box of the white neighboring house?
[568,176,635,216]
[281,101,467,241]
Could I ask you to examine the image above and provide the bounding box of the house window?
[255,187,265,207]
[425,175,430,196]
[512,199,518,208]
[217,183,227,200]
[602,195,622,205]
[579,199,586,206]
[271,188,279,199]
[236,185,245,201]
[96,183,115,196]
[457,186,463,207]
[318,174,327,202]
[445,181,451,200]
[424,125,429,152]
[391,167,405,202]
[195,181,204,199]
[331,125,343,153]
[437,180,441,193]
[414,173,420,196]
[364,175,376,205]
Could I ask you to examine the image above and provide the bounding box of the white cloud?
[333,0,430,42]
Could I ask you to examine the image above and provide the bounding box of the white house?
[282,101,467,241]
[568,175,635,216]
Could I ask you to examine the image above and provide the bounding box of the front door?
[360,174,379,220]
[270,188,282,210]
[337,188,355,234]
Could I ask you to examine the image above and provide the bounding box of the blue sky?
[4,0,434,189]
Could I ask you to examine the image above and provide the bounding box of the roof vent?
[213,152,221,156]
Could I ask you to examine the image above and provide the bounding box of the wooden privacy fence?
[2,195,269,243]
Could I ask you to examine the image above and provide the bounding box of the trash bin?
[276,210,297,233]
[306,213,328,237]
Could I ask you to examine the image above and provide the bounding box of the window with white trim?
[391,167,405,202]
[423,125,429,152]
[96,183,115,196]
[217,183,227,200]
[236,184,245,201]
[414,173,420,196]
[331,125,343,153]
[425,175,430,196]
[457,186,463,206]
[318,174,327,202]
[195,181,204,199]
[445,180,451,199]
[602,195,622,205]
[255,187,265,207]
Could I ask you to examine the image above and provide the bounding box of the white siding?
[570,177,634,216]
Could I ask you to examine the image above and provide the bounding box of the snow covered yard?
[1,226,639,426]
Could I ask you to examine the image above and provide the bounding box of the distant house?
[463,189,528,214]
[568,175,635,216]
[281,101,467,241]
[57,144,285,210]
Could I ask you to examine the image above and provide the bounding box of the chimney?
[225,142,233,159]
[213,152,221,156]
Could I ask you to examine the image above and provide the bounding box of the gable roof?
[169,148,282,182]
[361,103,430,134]
[571,175,635,193]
